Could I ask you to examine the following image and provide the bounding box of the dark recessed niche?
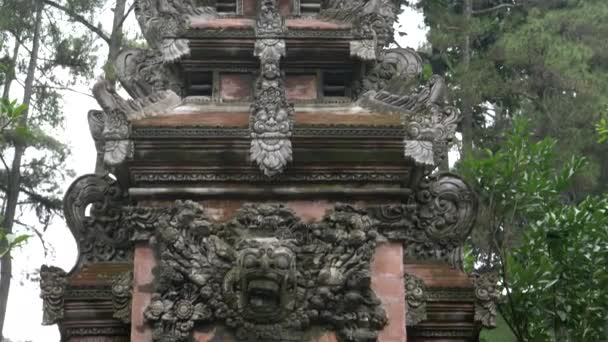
[322,71,352,98]
[299,0,321,15]
[187,72,213,97]
[216,0,238,14]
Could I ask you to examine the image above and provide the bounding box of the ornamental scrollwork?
[405,274,427,326]
[371,173,477,266]
[140,201,386,342]
[63,174,131,265]
[40,265,68,326]
[473,272,501,328]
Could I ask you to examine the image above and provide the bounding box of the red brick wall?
[372,243,407,342]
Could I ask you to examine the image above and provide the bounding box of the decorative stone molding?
[371,173,477,265]
[132,201,386,342]
[356,48,459,168]
[250,0,294,177]
[321,0,404,56]
[112,271,133,324]
[473,272,501,328]
[405,274,427,326]
[63,174,131,265]
[134,0,216,62]
[91,78,181,167]
[40,265,67,326]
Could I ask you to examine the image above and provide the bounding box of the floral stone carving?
[405,274,427,326]
[40,265,68,326]
[136,201,387,342]
[473,272,501,328]
[112,271,133,324]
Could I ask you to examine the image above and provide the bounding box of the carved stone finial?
[405,274,428,326]
[40,265,67,326]
[112,271,133,324]
[473,272,501,328]
[250,0,294,177]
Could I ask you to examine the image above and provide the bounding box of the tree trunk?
[106,0,127,84]
[1,40,21,99]
[461,0,474,160]
[0,0,43,338]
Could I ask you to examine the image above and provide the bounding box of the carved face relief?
[140,202,387,342]
[228,238,296,322]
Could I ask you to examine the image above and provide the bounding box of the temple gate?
[40,1,498,341]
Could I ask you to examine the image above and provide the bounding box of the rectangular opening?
[300,0,321,15]
[187,72,213,97]
[323,71,351,98]
[216,0,237,14]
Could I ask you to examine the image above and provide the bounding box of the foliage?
[461,118,608,341]
[414,0,608,196]
[598,114,608,143]
[0,99,31,257]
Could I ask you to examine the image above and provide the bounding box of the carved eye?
[243,254,259,269]
[274,254,290,270]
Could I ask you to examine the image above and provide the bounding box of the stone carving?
[137,201,386,342]
[87,110,106,174]
[112,271,133,324]
[405,274,427,326]
[63,174,131,265]
[134,0,216,62]
[250,0,294,177]
[322,0,403,58]
[40,265,68,326]
[357,50,458,167]
[92,78,181,166]
[355,48,423,98]
[115,48,184,99]
[473,272,500,328]
[371,173,477,265]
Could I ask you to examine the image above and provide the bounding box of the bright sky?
[3,7,428,342]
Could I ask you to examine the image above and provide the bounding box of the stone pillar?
[372,243,407,342]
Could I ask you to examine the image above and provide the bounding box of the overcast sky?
[3,7,428,341]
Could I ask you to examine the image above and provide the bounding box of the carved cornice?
[131,125,405,139]
[130,169,410,185]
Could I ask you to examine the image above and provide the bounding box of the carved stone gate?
[41,1,498,341]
